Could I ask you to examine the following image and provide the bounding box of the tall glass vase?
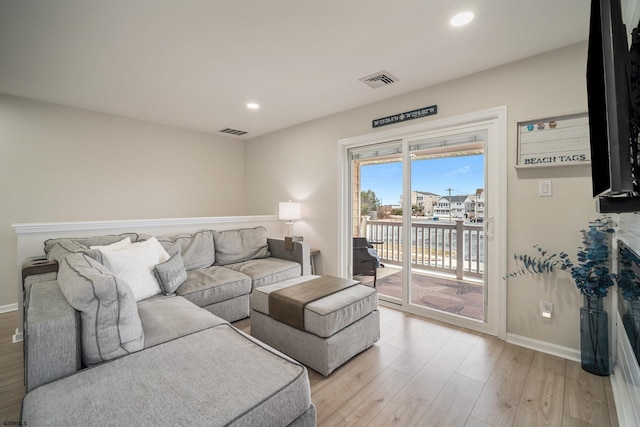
[580,295,609,376]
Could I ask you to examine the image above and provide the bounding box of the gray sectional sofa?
[21,227,316,426]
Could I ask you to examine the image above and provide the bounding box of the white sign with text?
[516,112,590,168]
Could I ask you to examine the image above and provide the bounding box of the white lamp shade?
[279,201,301,221]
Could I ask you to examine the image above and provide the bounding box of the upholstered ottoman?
[250,275,380,376]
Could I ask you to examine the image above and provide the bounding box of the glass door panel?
[407,130,486,321]
[349,142,403,303]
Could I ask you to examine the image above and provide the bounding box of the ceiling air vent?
[219,128,248,136]
[359,70,399,89]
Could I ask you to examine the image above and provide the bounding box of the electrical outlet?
[540,301,554,319]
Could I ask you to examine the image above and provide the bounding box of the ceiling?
[0,1,591,139]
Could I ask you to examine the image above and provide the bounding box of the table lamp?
[279,201,301,237]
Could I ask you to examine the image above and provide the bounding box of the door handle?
[485,216,494,241]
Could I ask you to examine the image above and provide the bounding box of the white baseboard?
[0,303,17,314]
[12,328,22,343]
[0,305,21,342]
[506,332,581,362]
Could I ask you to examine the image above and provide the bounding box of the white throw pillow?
[99,237,170,301]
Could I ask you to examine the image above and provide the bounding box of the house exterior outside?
[410,191,440,215]
[468,189,485,221]
[434,195,470,219]
[411,190,484,221]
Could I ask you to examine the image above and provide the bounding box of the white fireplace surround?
[613,214,640,426]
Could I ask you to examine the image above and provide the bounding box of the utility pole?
[445,188,454,223]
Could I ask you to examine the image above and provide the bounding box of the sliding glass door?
[341,108,506,337]
[407,130,486,322]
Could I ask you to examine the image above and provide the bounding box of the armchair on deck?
[352,237,382,287]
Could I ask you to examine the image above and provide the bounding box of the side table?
[310,248,320,274]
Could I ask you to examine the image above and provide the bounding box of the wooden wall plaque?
[516,112,590,168]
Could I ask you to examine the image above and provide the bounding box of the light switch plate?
[540,301,554,318]
[539,180,552,197]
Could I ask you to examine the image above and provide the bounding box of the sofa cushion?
[175,266,252,308]
[57,253,144,366]
[213,227,270,266]
[99,237,170,301]
[225,257,301,289]
[140,230,215,271]
[22,325,313,427]
[137,296,226,348]
[154,252,188,295]
[44,233,139,263]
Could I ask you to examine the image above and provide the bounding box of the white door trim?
[337,106,508,339]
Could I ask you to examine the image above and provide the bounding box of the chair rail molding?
[12,215,278,234]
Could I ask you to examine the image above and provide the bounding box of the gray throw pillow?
[58,253,144,365]
[154,252,188,295]
[213,226,270,265]
[139,230,215,271]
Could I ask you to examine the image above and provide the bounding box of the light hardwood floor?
[0,311,25,424]
[1,307,618,426]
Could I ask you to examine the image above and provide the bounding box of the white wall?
[0,41,605,351]
[0,94,246,308]
[244,42,597,351]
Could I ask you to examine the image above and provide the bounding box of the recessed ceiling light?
[246,102,260,110]
[450,11,474,27]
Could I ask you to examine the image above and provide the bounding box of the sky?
[360,154,484,205]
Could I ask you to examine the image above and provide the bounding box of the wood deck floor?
[2,307,618,426]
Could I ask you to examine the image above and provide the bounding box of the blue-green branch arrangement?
[505,218,616,298]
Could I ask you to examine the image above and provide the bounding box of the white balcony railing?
[366,219,484,279]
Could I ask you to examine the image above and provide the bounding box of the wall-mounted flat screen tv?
[587,0,634,197]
